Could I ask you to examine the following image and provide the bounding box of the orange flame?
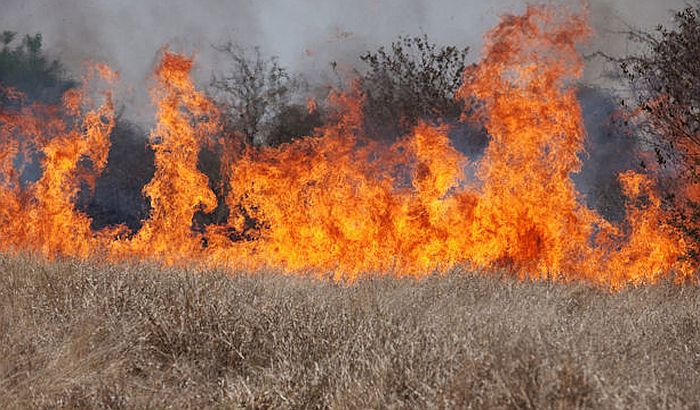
[115,51,220,263]
[0,64,117,258]
[0,6,693,288]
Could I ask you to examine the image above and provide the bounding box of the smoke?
[0,0,261,120]
[0,0,688,117]
[0,0,506,89]
[583,0,689,85]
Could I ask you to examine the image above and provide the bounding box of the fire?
[114,51,220,264]
[460,6,596,278]
[0,64,117,258]
[0,6,694,288]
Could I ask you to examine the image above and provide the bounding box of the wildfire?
[0,64,117,258]
[113,52,221,264]
[0,6,693,288]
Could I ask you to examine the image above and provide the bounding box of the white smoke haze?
[0,0,689,121]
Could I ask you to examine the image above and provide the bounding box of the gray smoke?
[0,0,688,118]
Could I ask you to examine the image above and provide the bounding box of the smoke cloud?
[0,0,689,119]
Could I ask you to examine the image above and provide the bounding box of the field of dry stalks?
[1,254,699,409]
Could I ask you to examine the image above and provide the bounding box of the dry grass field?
[1,254,699,409]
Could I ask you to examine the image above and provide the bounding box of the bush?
[358,34,471,141]
[618,4,700,260]
[210,44,320,148]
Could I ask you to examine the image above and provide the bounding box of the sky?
[0,0,690,118]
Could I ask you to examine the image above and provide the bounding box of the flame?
[306,97,318,114]
[0,6,693,288]
[0,64,117,258]
[459,6,596,278]
[114,51,220,263]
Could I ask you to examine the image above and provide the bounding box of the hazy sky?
[0,0,690,118]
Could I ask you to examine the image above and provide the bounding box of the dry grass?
[0,255,699,409]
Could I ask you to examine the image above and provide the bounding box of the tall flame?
[116,52,220,263]
[0,6,693,288]
[0,64,117,258]
[457,6,690,285]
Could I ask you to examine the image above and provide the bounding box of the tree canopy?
[0,31,74,103]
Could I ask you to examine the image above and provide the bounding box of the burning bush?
[616,4,700,261]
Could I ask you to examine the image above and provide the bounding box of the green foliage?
[0,31,74,102]
[358,34,471,140]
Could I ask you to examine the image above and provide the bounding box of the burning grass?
[1,254,699,408]
[0,6,694,288]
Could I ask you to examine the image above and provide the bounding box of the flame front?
[0,6,693,288]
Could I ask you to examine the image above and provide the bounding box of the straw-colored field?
[1,255,699,408]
